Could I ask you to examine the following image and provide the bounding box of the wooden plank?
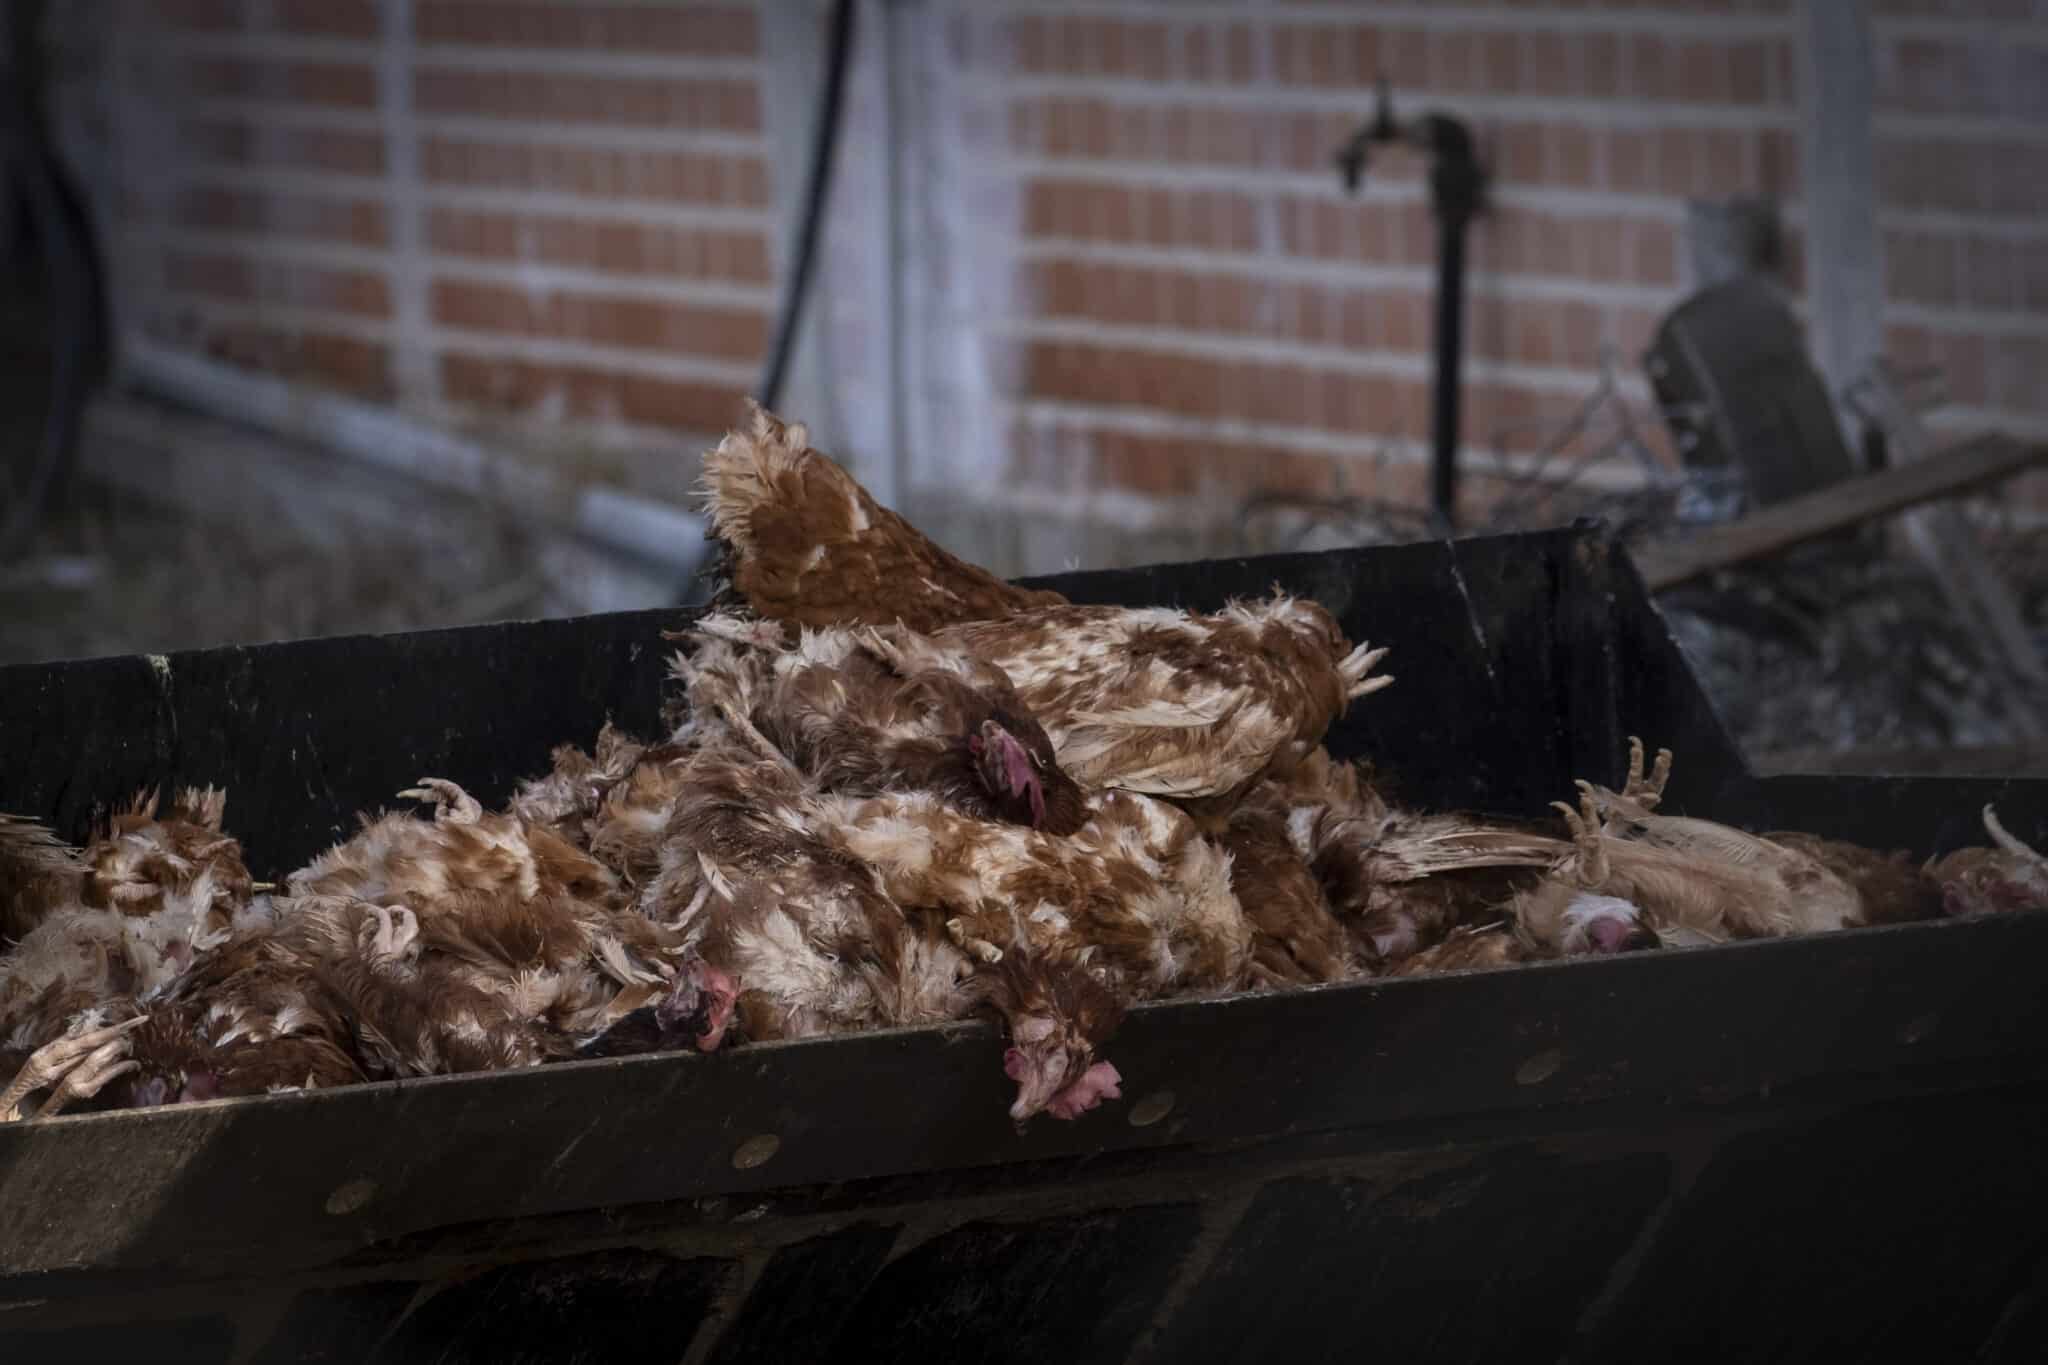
[1753,744,2048,779]
[1631,433,2048,592]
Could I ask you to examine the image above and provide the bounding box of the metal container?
[2,528,2043,1364]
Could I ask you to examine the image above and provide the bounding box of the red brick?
[164,252,391,316]
[1015,336,1628,457]
[1582,33,1621,97]
[1627,34,1671,101]
[439,351,745,430]
[1699,128,1748,194]
[1728,40,1772,105]
[1554,125,1597,187]
[2020,239,2048,312]
[1607,128,1652,192]
[185,58,379,109]
[1224,23,1256,81]
[152,0,241,31]
[1025,179,1259,251]
[1757,128,1799,193]
[178,120,386,177]
[1994,335,2048,415]
[420,137,770,207]
[1961,235,2016,310]
[425,208,771,283]
[428,279,769,361]
[272,0,379,38]
[1636,220,1680,286]
[1884,230,1958,307]
[1879,137,2048,216]
[1673,39,1730,103]
[1524,31,1571,96]
[182,319,391,399]
[414,68,760,133]
[1499,121,1546,184]
[1655,126,1698,196]
[171,185,390,247]
[1435,30,1481,93]
[415,2,757,57]
[1482,32,1520,92]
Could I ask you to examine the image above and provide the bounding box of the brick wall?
[1871,1,2048,493]
[98,0,773,492]
[77,0,2047,561]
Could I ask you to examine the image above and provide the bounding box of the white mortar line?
[989,73,1801,129]
[410,115,766,156]
[424,259,776,308]
[411,48,767,80]
[971,1,1792,40]
[979,314,1664,393]
[1008,238,1679,309]
[427,328,762,386]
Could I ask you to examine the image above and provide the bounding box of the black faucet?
[1336,80,1486,534]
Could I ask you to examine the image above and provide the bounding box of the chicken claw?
[0,1016,147,1122]
[1984,805,2045,866]
[399,778,482,825]
[1338,643,1395,700]
[946,917,1004,964]
[1620,737,1673,808]
[1550,785,1611,886]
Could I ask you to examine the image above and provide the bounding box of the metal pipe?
[1432,208,1469,527]
[1335,88,1485,535]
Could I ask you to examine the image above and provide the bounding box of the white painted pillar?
[1795,0,1885,413]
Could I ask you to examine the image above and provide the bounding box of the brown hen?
[701,402,1066,633]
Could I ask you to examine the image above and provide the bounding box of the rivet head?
[732,1134,781,1170]
[1128,1090,1176,1128]
[1516,1048,1562,1086]
[325,1177,377,1216]
[1899,1013,1938,1046]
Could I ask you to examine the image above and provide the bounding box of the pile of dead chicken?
[5,404,2046,1126]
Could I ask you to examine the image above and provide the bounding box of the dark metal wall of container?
[1,530,2044,1363]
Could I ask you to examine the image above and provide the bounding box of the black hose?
[756,0,858,414]
[678,0,857,607]
[0,0,111,562]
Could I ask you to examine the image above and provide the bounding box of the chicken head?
[970,719,1054,831]
[1929,805,2048,918]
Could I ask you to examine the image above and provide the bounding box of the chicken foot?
[0,1017,147,1122]
[1618,737,1673,808]
[1984,805,2046,867]
[398,778,483,824]
[1550,784,1613,885]
[946,916,1004,964]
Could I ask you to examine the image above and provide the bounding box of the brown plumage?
[506,722,651,849]
[287,779,732,1067]
[701,402,1066,633]
[674,613,1090,835]
[817,785,1244,1120]
[1386,922,1529,976]
[1925,805,2048,918]
[918,596,1392,812]
[1514,740,1868,954]
[1219,807,1358,987]
[1,814,82,944]
[1,789,269,1120]
[1762,831,1942,926]
[1238,749,1561,968]
[645,741,978,1048]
